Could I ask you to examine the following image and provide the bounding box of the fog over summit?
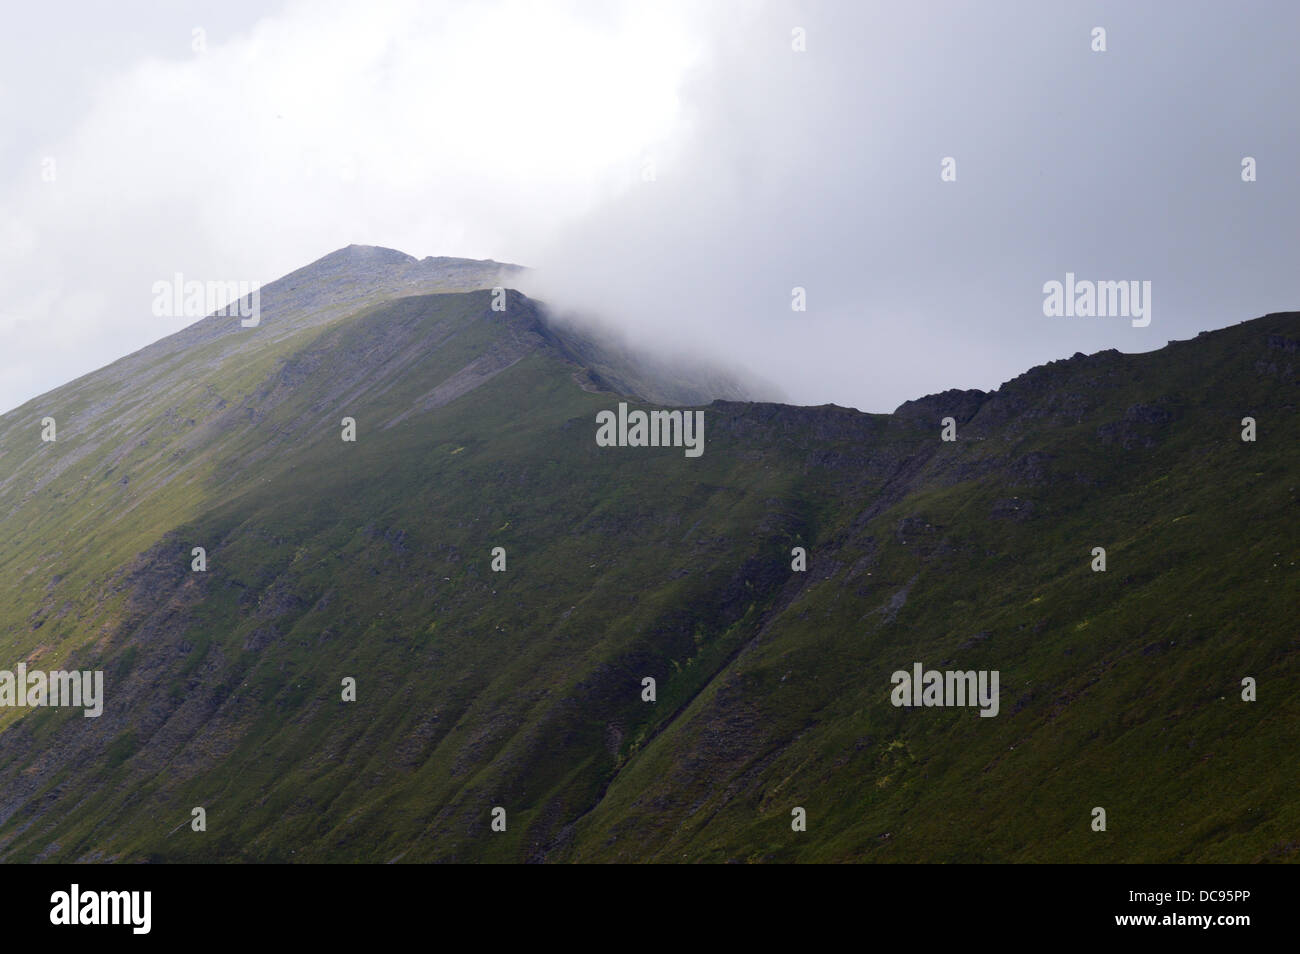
[2,2,1296,414]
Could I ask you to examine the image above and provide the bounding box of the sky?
[1,0,1297,414]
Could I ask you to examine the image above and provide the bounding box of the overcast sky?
[1,0,1297,414]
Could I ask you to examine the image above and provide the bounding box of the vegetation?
[0,254,1294,862]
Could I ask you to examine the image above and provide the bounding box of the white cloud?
[2,1,1297,415]
[0,0,704,412]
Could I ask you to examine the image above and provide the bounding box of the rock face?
[0,255,1295,864]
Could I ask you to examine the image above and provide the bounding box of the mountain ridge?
[0,251,1294,863]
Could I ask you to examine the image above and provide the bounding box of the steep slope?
[567,326,1300,862]
[0,261,1294,862]
[0,250,524,714]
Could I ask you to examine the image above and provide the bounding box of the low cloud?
[529,1,1300,411]
[2,1,1297,414]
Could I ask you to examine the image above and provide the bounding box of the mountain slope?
[0,256,1294,863]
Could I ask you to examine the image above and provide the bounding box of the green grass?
[0,290,1294,863]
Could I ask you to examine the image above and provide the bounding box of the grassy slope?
[570,322,1299,863]
[0,294,1294,863]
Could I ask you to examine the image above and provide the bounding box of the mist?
[527,0,1300,411]
[2,1,1297,414]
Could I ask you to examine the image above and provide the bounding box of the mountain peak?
[321,244,419,266]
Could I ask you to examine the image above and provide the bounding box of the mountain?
[0,249,1295,863]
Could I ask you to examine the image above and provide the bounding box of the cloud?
[1,0,1297,414]
[528,0,1300,411]
[0,0,701,411]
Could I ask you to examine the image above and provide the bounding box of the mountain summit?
[0,249,1294,862]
